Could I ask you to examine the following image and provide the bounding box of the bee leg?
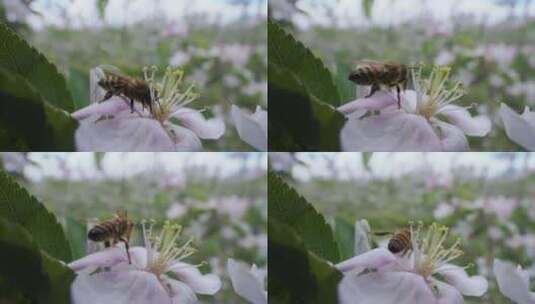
[130,99,134,113]
[99,91,114,103]
[120,238,132,264]
[104,240,111,248]
[365,83,380,98]
[396,85,401,109]
[148,101,153,114]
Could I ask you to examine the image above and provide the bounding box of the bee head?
[388,241,402,253]
[88,228,108,241]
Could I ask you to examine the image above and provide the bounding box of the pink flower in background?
[72,66,224,151]
[69,222,221,304]
[433,202,455,219]
[336,223,487,304]
[494,259,535,304]
[500,103,535,151]
[227,259,267,304]
[339,66,491,151]
[231,105,267,151]
[218,44,252,67]
[483,196,518,221]
[484,44,518,67]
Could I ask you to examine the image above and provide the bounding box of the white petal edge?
[168,124,203,151]
[439,105,491,136]
[72,98,129,121]
[335,248,396,273]
[338,91,397,116]
[167,262,222,295]
[499,103,535,151]
[437,264,488,296]
[227,259,267,304]
[494,259,535,304]
[166,277,198,304]
[173,108,225,139]
[69,247,129,272]
[231,105,267,151]
[434,120,470,152]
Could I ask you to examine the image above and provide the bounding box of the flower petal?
[71,270,170,304]
[434,280,463,304]
[89,66,107,104]
[231,105,267,151]
[167,262,222,295]
[335,248,396,273]
[493,259,535,304]
[499,103,535,151]
[338,271,436,304]
[434,120,470,151]
[166,277,198,304]
[69,247,129,272]
[439,105,491,136]
[338,91,397,116]
[340,112,442,152]
[173,108,225,139]
[72,98,129,121]
[227,259,267,304]
[168,124,203,151]
[75,111,176,151]
[437,264,488,296]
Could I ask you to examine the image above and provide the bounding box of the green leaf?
[363,0,374,18]
[269,220,342,303]
[268,20,341,106]
[362,152,373,171]
[0,22,74,111]
[334,217,354,261]
[268,63,346,151]
[67,67,90,109]
[0,170,72,261]
[64,217,86,260]
[0,218,75,304]
[0,67,78,151]
[268,172,340,262]
[97,0,108,18]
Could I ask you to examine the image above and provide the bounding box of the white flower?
[218,44,251,67]
[72,66,225,151]
[336,223,488,304]
[227,259,267,304]
[69,221,221,304]
[339,66,491,151]
[499,103,535,151]
[231,105,267,151]
[169,51,191,66]
[433,203,455,219]
[494,259,535,304]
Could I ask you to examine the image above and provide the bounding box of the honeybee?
[375,228,412,256]
[348,60,410,109]
[97,66,159,114]
[88,209,134,264]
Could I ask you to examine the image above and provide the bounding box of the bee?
[88,209,134,264]
[348,60,410,109]
[97,66,159,114]
[375,228,412,256]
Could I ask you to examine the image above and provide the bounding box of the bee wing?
[90,66,107,103]
[98,64,127,77]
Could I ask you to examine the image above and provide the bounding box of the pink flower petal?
[173,108,225,139]
[493,259,535,304]
[434,280,463,304]
[439,105,491,136]
[166,278,198,304]
[338,91,397,116]
[340,112,442,151]
[168,124,203,151]
[434,121,470,151]
[437,264,488,296]
[231,105,267,151]
[68,247,129,272]
[167,262,222,295]
[227,259,267,304]
[499,103,535,151]
[71,98,129,121]
[75,111,176,151]
[71,269,170,304]
[338,271,436,304]
[335,248,396,273]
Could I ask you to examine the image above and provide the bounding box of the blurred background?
[269,0,535,151]
[1,152,267,303]
[0,0,267,150]
[270,152,535,303]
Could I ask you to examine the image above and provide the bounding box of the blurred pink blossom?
[227,259,267,304]
[499,103,535,151]
[494,259,535,304]
[231,105,267,151]
[433,202,455,219]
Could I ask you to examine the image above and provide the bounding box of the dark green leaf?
[0,67,78,151]
[64,217,86,260]
[268,20,342,106]
[268,63,346,151]
[0,22,74,111]
[269,220,342,303]
[0,218,75,304]
[67,67,90,109]
[268,172,340,262]
[334,217,355,261]
[0,170,72,261]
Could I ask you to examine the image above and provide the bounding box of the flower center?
[142,220,196,277]
[142,66,199,122]
[410,222,463,279]
[412,66,465,119]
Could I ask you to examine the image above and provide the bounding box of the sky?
[27,0,267,29]
[21,152,267,181]
[292,0,535,28]
[290,152,535,181]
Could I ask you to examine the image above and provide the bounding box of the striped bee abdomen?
[388,229,412,254]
